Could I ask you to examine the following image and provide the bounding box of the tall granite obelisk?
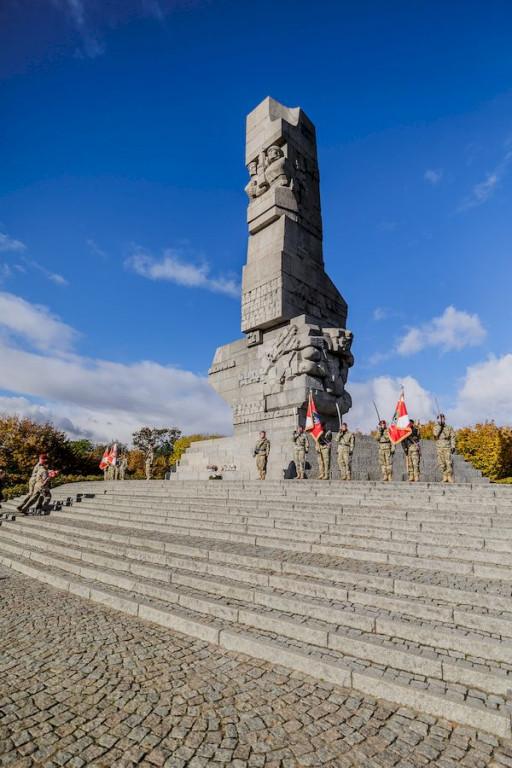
[176,97,354,479]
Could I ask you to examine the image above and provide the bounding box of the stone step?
[0,542,510,738]
[4,521,512,642]
[48,479,508,499]
[2,530,512,708]
[34,503,512,580]
[68,497,512,548]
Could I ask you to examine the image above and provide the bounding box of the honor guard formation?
[253,408,457,482]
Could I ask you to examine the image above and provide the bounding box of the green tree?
[132,427,181,457]
[170,434,223,467]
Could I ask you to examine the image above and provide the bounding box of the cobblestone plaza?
[2,569,512,768]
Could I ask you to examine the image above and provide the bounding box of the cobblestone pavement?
[1,572,512,768]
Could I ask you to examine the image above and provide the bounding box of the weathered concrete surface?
[1,571,511,767]
[188,97,355,482]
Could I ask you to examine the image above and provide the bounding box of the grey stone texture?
[1,479,512,743]
[199,98,353,481]
[3,571,511,768]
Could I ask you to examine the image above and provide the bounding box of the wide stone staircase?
[1,480,511,739]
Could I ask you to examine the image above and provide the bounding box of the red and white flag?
[108,443,118,466]
[99,447,110,469]
[305,393,323,441]
[389,392,412,445]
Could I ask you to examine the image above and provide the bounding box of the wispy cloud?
[125,247,241,299]
[378,220,396,232]
[0,232,27,253]
[424,168,444,185]
[56,0,105,58]
[86,239,108,259]
[373,307,402,322]
[396,306,486,355]
[24,257,68,287]
[457,150,512,211]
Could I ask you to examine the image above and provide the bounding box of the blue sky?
[1,0,512,442]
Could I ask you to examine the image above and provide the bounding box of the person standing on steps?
[253,431,270,480]
[401,419,421,482]
[28,454,46,495]
[292,426,309,479]
[145,448,154,481]
[316,422,332,480]
[336,422,355,481]
[375,420,394,481]
[433,413,456,483]
[119,454,128,481]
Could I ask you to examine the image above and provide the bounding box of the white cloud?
[348,376,435,433]
[0,344,232,444]
[448,354,512,427]
[0,291,78,353]
[126,247,241,299]
[458,150,512,211]
[0,232,26,253]
[424,168,444,185]
[0,291,232,443]
[396,306,486,355]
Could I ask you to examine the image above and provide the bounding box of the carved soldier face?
[266,145,284,164]
[247,161,258,177]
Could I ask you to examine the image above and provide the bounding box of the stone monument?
[176,97,354,480]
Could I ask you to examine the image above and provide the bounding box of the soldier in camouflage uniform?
[336,422,355,480]
[119,454,128,481]
[375,420,395,481]
[254,431,270,480]
[433,414,456,483]
[402,419,421,482]
[316,422,332,480]
[292,426,309,479]
[17,457,54,515]
[145,449,154,481]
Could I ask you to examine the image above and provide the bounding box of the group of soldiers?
[103,454,129,481]
[103,450,154,481]
[253,414,457,483]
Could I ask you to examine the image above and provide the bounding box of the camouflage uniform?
[292,431,309,479]
[145,450,154,481]
[375,427,394,481]
[17,464,50,514]
[254,437,270,480]
[433,422,456,482]
[336,429,355,480]
[402,425,421,482]
[119,456,128,481]
[28,461,41,495]
[316,431,332,479]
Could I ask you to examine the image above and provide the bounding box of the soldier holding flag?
[292,426,309,479]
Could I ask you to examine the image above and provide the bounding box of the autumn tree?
[0,415,102,486]
[170,434,223,467]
